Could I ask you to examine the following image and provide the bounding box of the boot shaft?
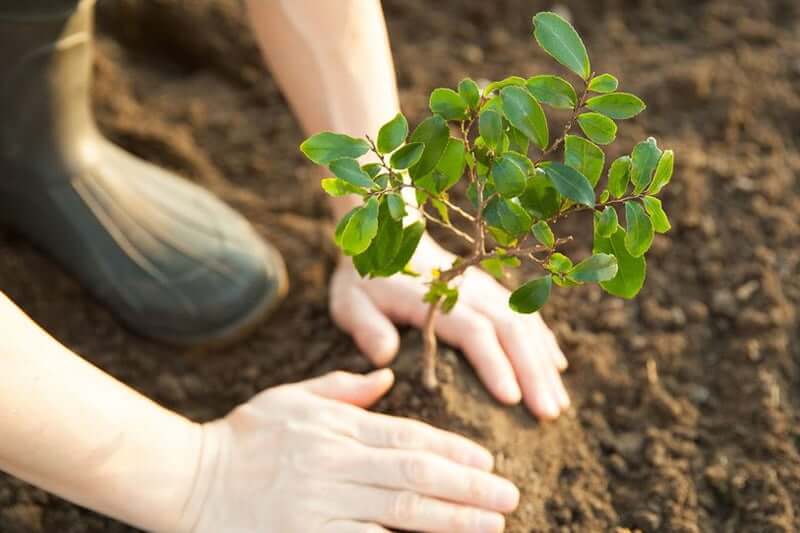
[0,0,98,169]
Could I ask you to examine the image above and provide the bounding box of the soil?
[1,0,799,531]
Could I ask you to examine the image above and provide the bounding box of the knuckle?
[389,491,423,523]
[402,455,433,489]
[389,423,423,449]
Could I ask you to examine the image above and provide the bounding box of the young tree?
[301,12,674,390]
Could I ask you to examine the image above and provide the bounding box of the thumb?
[331,285,400,367]
[302,369,395,407]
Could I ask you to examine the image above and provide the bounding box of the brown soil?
[1,0,799,531]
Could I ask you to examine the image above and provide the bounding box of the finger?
[323,520,390,533]
[340,485,506,533]
[531,313,568,371]
[301,369,395,408]
[345,413,494,471]
[434,305,523,405]
[331,283,400,367]
[345,449,518,513]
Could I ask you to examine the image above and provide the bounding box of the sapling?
[301,12,674,390]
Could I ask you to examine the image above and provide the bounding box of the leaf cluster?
[301,11,675,315]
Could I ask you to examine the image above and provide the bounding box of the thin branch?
[439,198,475,222]
[409,204,475,244]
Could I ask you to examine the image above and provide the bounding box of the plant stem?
[421,298,441,389]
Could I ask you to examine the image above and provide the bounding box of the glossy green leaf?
[594,206,618,238]
[376,113,408,154]
[507,126,530,154]
[500,86,549,149]
[548,253,573,273]
[386,193,406,220]
[568,253,618,282]
[354,200,403,277]
[300,132,370,165]
[647,149,674,194]
[642,196,671,233]
[485,197,533,237]
[608,155,631,198]
[577,112,618,145]
[586,92,646,119]
[624,201,654,257]
[479,110,504,151]
[409,115,450,181]
[509,275,552,314]
[416,138,466,193]
[321,178,365,197]
[329,158,375,188]
[594,225,646,298]
[564,135,605,186]
[630,137,662,193]
[519,171,561,219]
[532,220,555,248]
[526,75,577,109]
[378,220,426,277]
[389,142,425,170]
[458,78,481,110]
[599,189,611,203]
[480,255,521,280]
[362,163,383,178]
[429,88,469,121]
[334,208,358,248]
[483,76,527,95]
[532,12,591,79]
[340,197,379,256]
[492,154,528,198]
[542,162,595,207]
[587,73,618,93]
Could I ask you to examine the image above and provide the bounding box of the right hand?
[180,370,519,533]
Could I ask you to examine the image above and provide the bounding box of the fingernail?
[499,377,522,404]
[477,512,505,533]
[494,480,520,511]
[541,394,560,420]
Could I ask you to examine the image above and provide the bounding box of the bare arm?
[0,292,200,532]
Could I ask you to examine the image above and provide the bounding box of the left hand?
[329,234,570,419]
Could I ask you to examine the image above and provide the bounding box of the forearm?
[247,0,400,218]
[0,293,201,532]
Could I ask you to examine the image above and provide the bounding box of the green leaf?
[479,109,504,151]
[568,253,618,282]
[542,162,595,207]
[362,163,383,178]
[548,253,573,273]
[630,137,662,193]
[374,173,390,188]
[532,220,555,248]
[389,142,425,170]
[382,221,425,276]
[509,275,552,314]
[519,171,561,219]
[485,197,533,237]
[429,88,469,121]
[334,208,358,248]
[492,153,529,198]
[329,158,375,188]
[594,226,646,298]
[599,189,610,203]
[300,132,370,165]
[321,177,366,197]
[642,196,671,233]
[624,201,654,257]
[526,75,577,109]
[507,126,529,154]
[409,115,450,181]
[532,12,591,80]
[355,200,404,277]
[376,113,409,154]
[458,78,481,110]
[586,92,646,119]
[595,206,618,238]
[430,197,450,225]
[608,155,631,198]
[416,138,466,193]
[340,197,380,256]
[647,149,674,194]
[481,255,521,280]
[577,112,618,145]
[564,135,605,186]
[386,193,406,220]
[587,73,618,93]
[483,76,527,96]
[500,86,549,149]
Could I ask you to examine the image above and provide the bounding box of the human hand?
[329,235,570,420]
[180,370,518,533]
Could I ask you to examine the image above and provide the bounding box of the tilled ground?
[1,0,798,531]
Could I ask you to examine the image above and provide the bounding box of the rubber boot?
[0,0,288,346]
